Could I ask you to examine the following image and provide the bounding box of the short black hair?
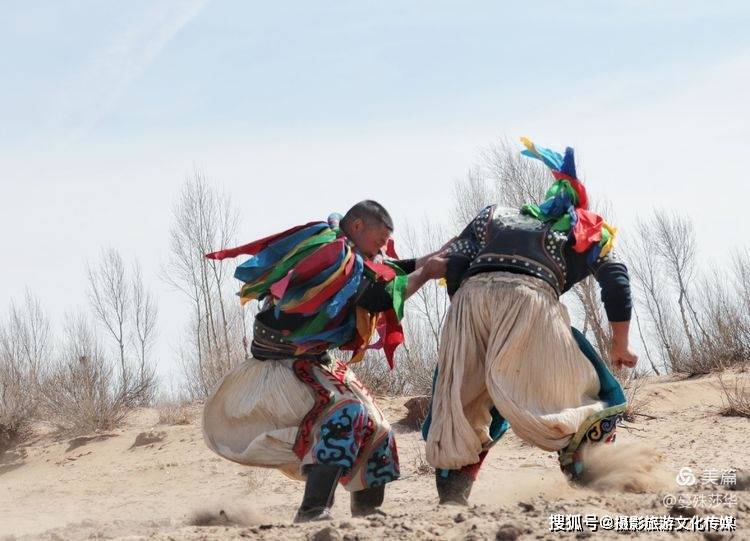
[340,200,394,232]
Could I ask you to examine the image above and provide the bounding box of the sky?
[2,1,749,385]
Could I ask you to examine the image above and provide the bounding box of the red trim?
[459,450,489,481]
[291,359,351,459]
[364,260,396,281]
[291,359,332,459]
[384,238,399,259]
[340,416,376,485]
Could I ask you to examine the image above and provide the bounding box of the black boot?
[350,484,385,517]
[293,464,342,523]
[436,470,473,506]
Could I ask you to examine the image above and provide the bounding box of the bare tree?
[451,166,494,229]
[571,276,612,363]
[164,168,243,397]
[694,272,750,370]
[87,248,130,388]
[624,224,685,372]
[650,211,705,359]
[481,138,549,208]
[0,291,51,450]
[88,249,157,405]
[731,248,750,317]
[401,219,451,353]
[131,261,158,403]
[631,304,661,376]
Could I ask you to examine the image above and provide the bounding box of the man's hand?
[405,256,448,299]
[610,342,638,370]
[609,320,638,370]
[415,238,457,268]
[422,255,448,280]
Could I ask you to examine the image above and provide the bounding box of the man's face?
[348,218,392,259]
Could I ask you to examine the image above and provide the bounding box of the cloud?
[51,0,209,147]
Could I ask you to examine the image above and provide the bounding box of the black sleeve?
[446,255,471,297]
[356,259,415,311]
[355,278,394,312]
[393,258,416,274]
[443,205,491,296]
[591,256,632,322]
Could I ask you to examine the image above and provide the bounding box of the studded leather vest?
[450,205,568,295]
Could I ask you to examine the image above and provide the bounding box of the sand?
[1,371,748,540]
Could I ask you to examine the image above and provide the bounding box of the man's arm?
[610,320,638,369]
[356,255,448,312]
[412,237,456,269]
[590,254,638,370]
[404,256,447,298]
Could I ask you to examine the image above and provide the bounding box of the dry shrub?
[621,372,654,423]
[40,355,129,433]
[407,440,432,477]
[157,402,193,425]
[0,292,48,453]
[718,372,750,418]
[350,317,437,397]
[38,313,139,434]
[0,361,36,454]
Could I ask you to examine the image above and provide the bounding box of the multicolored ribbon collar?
[520,137,616,262]
[206,219,406,367]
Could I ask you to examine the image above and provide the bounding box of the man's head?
[340,200,393,259]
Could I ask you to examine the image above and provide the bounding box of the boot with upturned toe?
[350,484,385,517]
[293,464,342,523]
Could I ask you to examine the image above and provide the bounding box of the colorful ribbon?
[205,221,406,367]
[520,137,616,262]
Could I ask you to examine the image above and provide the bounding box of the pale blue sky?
[2,1,749,383]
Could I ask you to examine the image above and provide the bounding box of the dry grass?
[621,372,655,423]
[0,421,32,457]
[0,361,39,455]
[157,402,193,426]
[408,440,433,477]
[718,372,750,418]
[39,355,130,434]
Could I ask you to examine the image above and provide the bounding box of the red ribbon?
[205,221,324,260]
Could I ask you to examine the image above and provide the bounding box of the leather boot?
[350,484,385,517]
[293,464,342,523]
[435,469,473,506]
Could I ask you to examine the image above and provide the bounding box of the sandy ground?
[1,371,748,540]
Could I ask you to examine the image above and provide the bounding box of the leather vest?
[466,206,568,295]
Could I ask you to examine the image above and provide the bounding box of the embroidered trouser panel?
[203,356,398,491]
